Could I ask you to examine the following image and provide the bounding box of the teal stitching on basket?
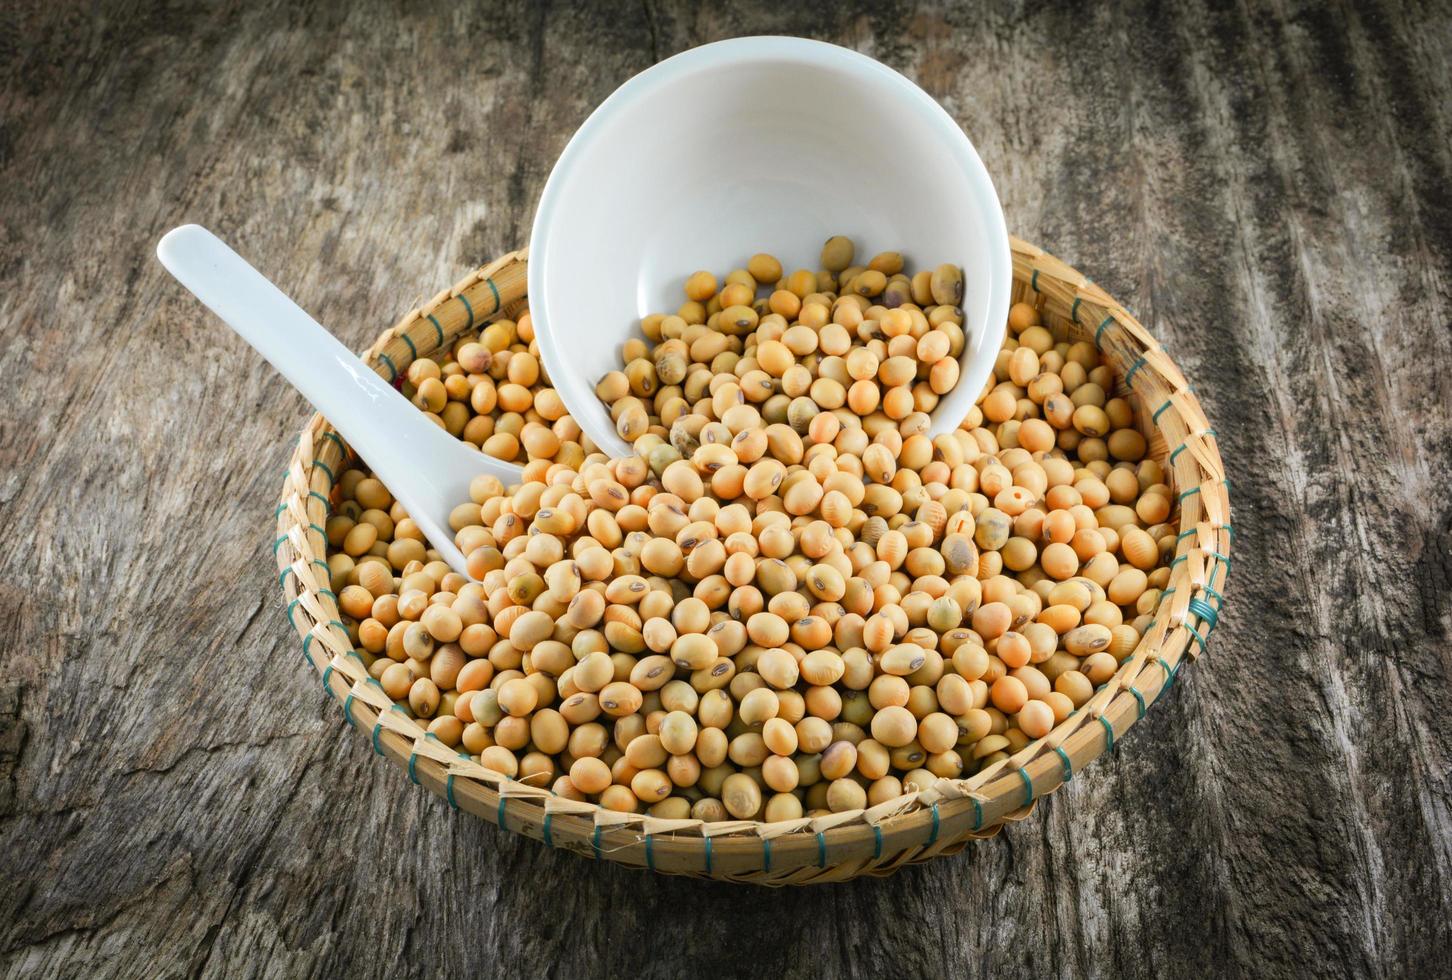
[343,692,357,727]
[1018,767,1034,805]
[1153,396,1175,424]
[1180,478,1232,503]
[542,813,554,848]
[1207,560,1225,594]
[1070,296,1082,323]
[457,293,475,328]
[444,755,466,809]
[1124,355,1149,387]
[279,493,332,518]
[313,460,336,488]
[763,838,773,872]
[1187,595,1219,631]
[309,624,354,656]
[409,732,440,785]
[1170,429,1217,464]
[1157,656,1177,692]
[276,525,325,553]
[377,353,397,381]
[427,313,444,347]
[646,834,655,871]
[321,663,333,689]
[1177,527,1237,545]
[1186,620,1209,652]
[1130,686,1147,719]
[286,597,302,624]
[1054,746,1073,782]
[592,825,602,859]
[372,720,385,755]
[704,837,713,874]
[400,331,417,360]
[928,802,941,844]
[1031,268,1040,293]
[971,797,983,831]
[497,797,507,831]
[1094,314,1115,348]
[816,832,827,868]
[1099,715,1115,752]
[872,825,883,859]
[483,277,501,314]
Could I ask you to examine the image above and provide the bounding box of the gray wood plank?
[1,1,1449,977]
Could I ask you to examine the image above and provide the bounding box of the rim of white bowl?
[529,35,1012,462]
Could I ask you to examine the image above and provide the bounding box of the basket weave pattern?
[272,239,1230,884]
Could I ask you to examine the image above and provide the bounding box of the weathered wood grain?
[1,0,1449,977]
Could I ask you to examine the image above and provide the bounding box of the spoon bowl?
[157,224,523,578]
[529,36,1012,460]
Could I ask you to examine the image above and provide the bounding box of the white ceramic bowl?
[530,36,1011,460]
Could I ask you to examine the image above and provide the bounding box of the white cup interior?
[530,36,1011,460]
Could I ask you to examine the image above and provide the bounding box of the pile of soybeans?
[395,309,594,466]
[321,238,1173,823]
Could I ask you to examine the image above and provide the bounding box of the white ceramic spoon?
[157,224,523,578]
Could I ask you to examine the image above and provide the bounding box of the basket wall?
[272,240,1230,884]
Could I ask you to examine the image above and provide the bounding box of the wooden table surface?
[3,1,1450,977]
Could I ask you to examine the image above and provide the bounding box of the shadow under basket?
[272,239,1231,884]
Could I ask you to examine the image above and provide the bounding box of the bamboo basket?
[272,239,1230,884]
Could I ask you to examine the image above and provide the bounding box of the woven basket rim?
[272,238,1231,883]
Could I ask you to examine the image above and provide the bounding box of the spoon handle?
[157,225,516,569]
